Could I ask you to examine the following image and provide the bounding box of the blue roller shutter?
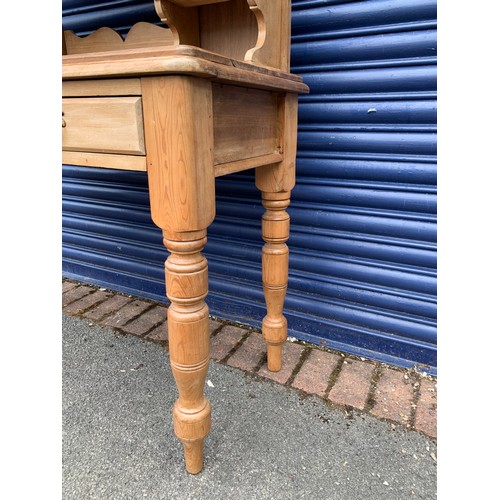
[62,0,437,374]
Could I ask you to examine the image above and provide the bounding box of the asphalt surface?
[62,312,437,499]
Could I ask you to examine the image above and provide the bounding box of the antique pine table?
[62,0,308,474]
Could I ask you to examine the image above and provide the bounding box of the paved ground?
[62,279,437,440]
[62,308,437,499]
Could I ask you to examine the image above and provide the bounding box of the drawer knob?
[62,111,66,128]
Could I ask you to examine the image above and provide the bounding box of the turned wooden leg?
[255,93,298,372]
[260,191,291,372]
[142,75,216,473]
[163,228,211,474]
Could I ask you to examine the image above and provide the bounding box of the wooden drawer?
[62,97,146,156]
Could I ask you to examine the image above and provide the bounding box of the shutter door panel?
[290,0,437,371]
[62,165,167,299]
[62,0,437,374]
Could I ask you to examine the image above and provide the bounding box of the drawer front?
[62,97,145,156]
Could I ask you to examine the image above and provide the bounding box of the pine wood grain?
[61,0,307,473]
[64,23,174,55]
[246,0,291,71]
[62,45,308,93]
[214,153,282,177]
[141,75,216,233]
[259,191,291,372]
[155,0,292,71]
[200,0,257,61]
[62,151,147,171]
[212,83,279,164]
[62,97,145,155]
[256,92,298,192]
[163,229,212,474]
[62,79,142,97]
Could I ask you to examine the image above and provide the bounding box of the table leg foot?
[174,397,211,474]
[265,339,284,372]
[182,440,206,475]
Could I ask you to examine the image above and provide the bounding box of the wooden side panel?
[212,83,280,165]
[154,0,201,46]
[246,0,291,71]
[200,0,257,61]
[62,97,145,155]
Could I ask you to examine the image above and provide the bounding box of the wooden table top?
[63,44,309,94]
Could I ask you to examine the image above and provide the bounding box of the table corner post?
[255,92,298,372]
[142,74,216,473]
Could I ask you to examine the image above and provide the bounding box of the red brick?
[146,322,169,343]
[209,318,223,334]
[82,294,132,322]
[415,378,437,438]
[258,341,305,385]
[226,331,266,371]
[63,289,112,315]
[328,359,374,410]
[291,349,340,397]
[62,281,78,293]
[101,300,151,329]
[370,367,414,424]
[210,325,247,361]
[121,305,167,337]
[62,285,94,307]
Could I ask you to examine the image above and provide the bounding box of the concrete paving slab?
[62,313,437,500]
